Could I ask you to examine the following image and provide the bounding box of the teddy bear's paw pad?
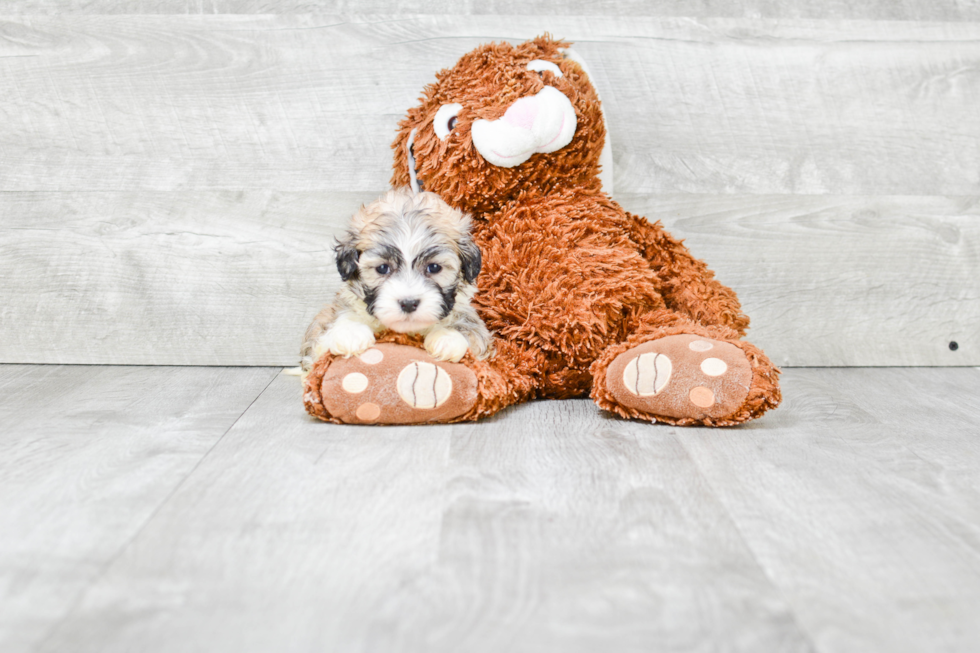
[621,352,672,396]
[397,362,453,409]
[319,345,477,424]
[606,334,752,421]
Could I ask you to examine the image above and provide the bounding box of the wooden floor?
[1,365,979,653]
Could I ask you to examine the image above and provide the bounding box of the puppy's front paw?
[317,322,376,358]
[424,327,469,363]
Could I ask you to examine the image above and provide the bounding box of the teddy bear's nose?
[501,97,539,130]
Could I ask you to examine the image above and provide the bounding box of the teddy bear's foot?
[602,334,760,425]
[305,344,479,424]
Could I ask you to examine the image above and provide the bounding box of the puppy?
[300,188,492,373]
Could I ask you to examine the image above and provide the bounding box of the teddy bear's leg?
[624,212,751,335]
[303,337,542,425]
[591,309,781,426]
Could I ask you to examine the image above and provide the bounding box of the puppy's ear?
[458,235,482,284]
[334,236,361,282]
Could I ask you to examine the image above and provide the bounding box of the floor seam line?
[30,367,283,653]
[673,428,822,653]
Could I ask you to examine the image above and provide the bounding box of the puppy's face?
[336,189,481,333]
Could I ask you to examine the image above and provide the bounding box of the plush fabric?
[305,35,781,426]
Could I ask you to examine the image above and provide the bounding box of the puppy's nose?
[399,298,420,314]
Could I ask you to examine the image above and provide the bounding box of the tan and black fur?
[301,188,491,373]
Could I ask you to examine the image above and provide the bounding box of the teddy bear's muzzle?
[471,86,577,168]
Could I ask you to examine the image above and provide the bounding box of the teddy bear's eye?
[433,103,462,141]
[526,60,563,78]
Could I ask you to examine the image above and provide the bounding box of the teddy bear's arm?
[625,212,750,336]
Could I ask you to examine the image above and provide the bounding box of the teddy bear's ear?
[560,47,614,194]
[391,107,425,191]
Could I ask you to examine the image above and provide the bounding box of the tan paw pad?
[397,361,453,409]
[341,372,369,393]
[355,402,381,422]
[689,387,715,408]
[605,334,753,422]
[700,358,727,376]
[317,344,479,424]
[622,352,672,396]
[359,348,384,365]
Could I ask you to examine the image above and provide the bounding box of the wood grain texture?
[2,191,976,366]
[33,372,812,653]
[619,194,980,367]
[680,367,980,652]
[5,1,980,21]
[0,364,279,653]
[1,16,979,195]
[2,14,978,366]
[9,366,980,652]
[0,191,350,365]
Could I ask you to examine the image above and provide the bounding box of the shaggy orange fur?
[305,35,780,426]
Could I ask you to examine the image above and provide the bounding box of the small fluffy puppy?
[300,188,492,373]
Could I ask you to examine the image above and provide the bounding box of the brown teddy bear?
[304,35,781,427]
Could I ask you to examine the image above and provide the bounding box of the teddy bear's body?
[473,190,674,398]
[304,36,780,426]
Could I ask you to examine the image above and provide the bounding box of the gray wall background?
[2,2,978,366]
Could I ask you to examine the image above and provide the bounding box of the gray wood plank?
[5,1,980,21]
[619,194,980,367]
[1,16,979,196]
[0,191,349,366]
[0,364,279,653]
[3,14,978,367]
[679,367,980,653]
[35,374,813,653]
[2,191,976,366]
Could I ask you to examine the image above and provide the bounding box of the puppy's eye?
[376,264,391,275]
[426,263,442,274]
[433,103,462,141]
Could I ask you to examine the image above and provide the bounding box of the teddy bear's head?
[391,35,608,214]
